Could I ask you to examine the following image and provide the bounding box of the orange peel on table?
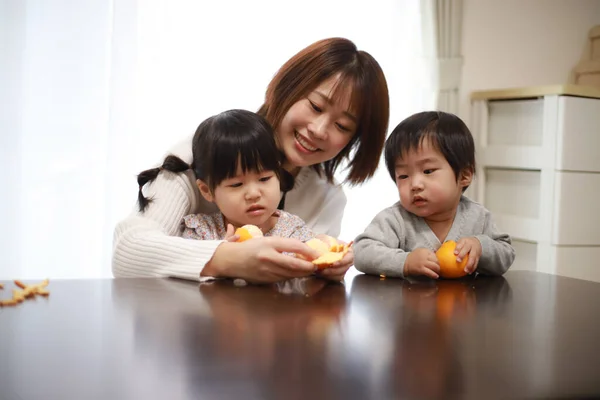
[234,224,263,242]
[436,240,468,279]
[300,235,353,270]
[0,279,50,307]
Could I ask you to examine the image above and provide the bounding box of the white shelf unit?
[470,85,600,282]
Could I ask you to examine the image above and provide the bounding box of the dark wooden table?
[1,270,599,400]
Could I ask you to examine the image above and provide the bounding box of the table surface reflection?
[1,270,599,400]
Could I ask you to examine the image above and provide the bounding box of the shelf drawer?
[488,99,544,146]
[484,168,540,219]
[552,246,600,283]
[510,240,537,271]
[493,214,539,242]
[556,96,600,172]
[479,146,543,170]
[552,171,600,245]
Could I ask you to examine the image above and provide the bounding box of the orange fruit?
[234,227,253,242]
[304,238,330,255]
[296,238,330,261]
[435,240,468,279]
[312,251,346,270]
[234,224,263,242]
[316,235,339,249]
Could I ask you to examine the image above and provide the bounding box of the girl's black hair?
[137,109,289,212]
[384,111,476,191]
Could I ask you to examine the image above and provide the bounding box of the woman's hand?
[202,237,320,284]
[316,248,354,282]
[316,242,354,282]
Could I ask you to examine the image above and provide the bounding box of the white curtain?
[1,0,113,280]
[420,0,464,114]
[0,0,429,279]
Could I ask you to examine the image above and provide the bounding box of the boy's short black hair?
[384,111,476,190]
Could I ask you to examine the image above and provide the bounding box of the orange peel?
[0,279,50,307]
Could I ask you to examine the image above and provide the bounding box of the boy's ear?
[459,167,474,188]
[197,179,214,202]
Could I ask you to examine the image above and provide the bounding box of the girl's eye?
[229,183,242,188]
[424,169,435,175]
[397,175,408,180]
[309,100,322,113]
[259,176,272,182]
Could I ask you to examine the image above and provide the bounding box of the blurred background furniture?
[571,25,600,88]
[470,84,600,282]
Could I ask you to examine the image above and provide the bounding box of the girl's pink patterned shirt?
[181,210,314,242]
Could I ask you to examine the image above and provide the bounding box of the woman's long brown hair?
[258,37,390,185]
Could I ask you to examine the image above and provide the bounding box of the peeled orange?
[234,224,263,242]
[300,236,352,270]
[435,240,468,279]
[303,238,330,257]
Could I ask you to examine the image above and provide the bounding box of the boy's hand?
[455,237,482,274]
[404,248,440,279]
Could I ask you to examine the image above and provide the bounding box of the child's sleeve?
[475,212,516,276]
[353,207,409,278]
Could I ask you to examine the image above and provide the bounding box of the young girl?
[354,111,515,279]
[137,109,315,243]
[113,37,390,283]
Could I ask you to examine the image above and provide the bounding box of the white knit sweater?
[112,136,347,281]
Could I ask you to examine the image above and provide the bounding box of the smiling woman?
[259,41,390,184]
[276,75,359,173]
[112,37,390,284]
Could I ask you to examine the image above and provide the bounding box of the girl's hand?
[455,237,482,274]
[317,244,354,282]
[202,237,320,284]
[223,224,240,242]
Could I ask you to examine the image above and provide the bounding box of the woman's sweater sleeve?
[112,169,222,281]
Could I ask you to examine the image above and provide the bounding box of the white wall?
[459,0,600,123]
[0,1,424,279]
[459,0,600,202]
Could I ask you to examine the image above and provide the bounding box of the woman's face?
[276,75,358,171]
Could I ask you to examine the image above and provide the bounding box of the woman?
[112,37,390,283]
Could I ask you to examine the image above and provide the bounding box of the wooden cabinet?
[470,85,600,282]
